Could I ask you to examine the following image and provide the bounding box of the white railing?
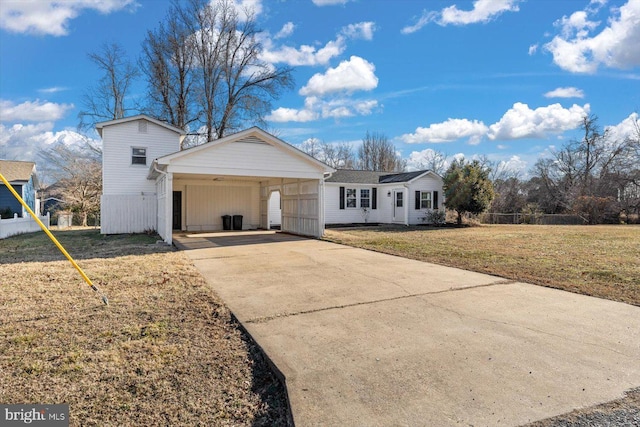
[0,212,50,239]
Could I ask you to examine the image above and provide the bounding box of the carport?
[149,128,334,245]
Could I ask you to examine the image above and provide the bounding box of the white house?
[324,169,444,225]
[98,115,334,245]
[98,115,446,243]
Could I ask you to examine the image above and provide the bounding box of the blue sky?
[1,0,639,176]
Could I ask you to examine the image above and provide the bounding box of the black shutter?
[372,188,377,210]
[433,191,439,209]
[415,191,421,210]
[339,186,345,210]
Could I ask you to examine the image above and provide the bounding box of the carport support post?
[318,177,325,237]
[164,172,173,245]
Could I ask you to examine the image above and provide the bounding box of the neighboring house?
[0,160,39,218]
[324,169,444,225]
[98,115,334,244]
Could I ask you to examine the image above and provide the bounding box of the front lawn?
[325,224,640,306]
[0,229,288,426]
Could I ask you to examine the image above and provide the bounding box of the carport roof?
[149,126,335,179]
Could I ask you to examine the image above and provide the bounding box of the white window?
[421,191,432,209]
[360,189,370,208]
[132,147,147,165]
[346,188,357,208]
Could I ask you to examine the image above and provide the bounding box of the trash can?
[232,215,243,230]
[221,215,232,230]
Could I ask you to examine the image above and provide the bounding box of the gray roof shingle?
[326,169,432,184]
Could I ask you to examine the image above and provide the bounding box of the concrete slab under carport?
[175,231,640,426]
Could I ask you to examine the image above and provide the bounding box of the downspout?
[404,183,410,226]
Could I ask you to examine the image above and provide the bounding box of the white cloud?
[488,102,590,140]
[544,87,585,98]
[605,112,640,142]
[300,56,378,96]
[528,44,538,55]
[544,0,640,73]
[266,97,378,123]
[266,107,318,123]
[341,22,376,40]
[497,155,528,175]
[231,0,263,20]
[0,0,136,36]
[0,99,74,123]
[37,87,69,94]
[402,0,521,33]
[312,0,352,5]
[261,21,375,66]
[400,118,489,144]
[260,35,346,66]
[274,22,295,39]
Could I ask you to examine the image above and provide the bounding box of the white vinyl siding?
[166,139,321,179]
[325,184,382,224]
[102,119,180,195]
[408,175,445,225]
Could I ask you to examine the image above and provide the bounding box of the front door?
[393,190,405,223]
[172,191,182,230]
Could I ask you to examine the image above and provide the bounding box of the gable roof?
[326,169,439,184]
[151,126,334,177]
[0,160,36,183]
[95,114,186,137]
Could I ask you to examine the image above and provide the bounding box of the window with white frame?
[132,147,147,165]
[360,189,370,208]
[420,191,432,209]
[346,188,357,208]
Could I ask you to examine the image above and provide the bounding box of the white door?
[393,189,405,223]
[268,190,281,228]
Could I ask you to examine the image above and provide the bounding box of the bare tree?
[39,142,102,226]
[78,43,140,131]
[411,149,447,175]
[357,131,405,172]
[141,2,197,143]
[526,114,640,222]
[300,139,355,169]
[144,0,294,143]
[322,142,355,169]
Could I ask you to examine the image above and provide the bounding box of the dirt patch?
[0,229,289,426]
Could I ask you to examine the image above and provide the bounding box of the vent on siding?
[237,136,267,144]
[138,120,148,133]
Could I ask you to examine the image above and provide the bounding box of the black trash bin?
[232,215,243,230]
[221,215,232,230]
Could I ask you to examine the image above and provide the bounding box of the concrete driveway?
[175,231,640,426]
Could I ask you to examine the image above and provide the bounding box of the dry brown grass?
[325,224,640,306]
[0,229,289,426]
